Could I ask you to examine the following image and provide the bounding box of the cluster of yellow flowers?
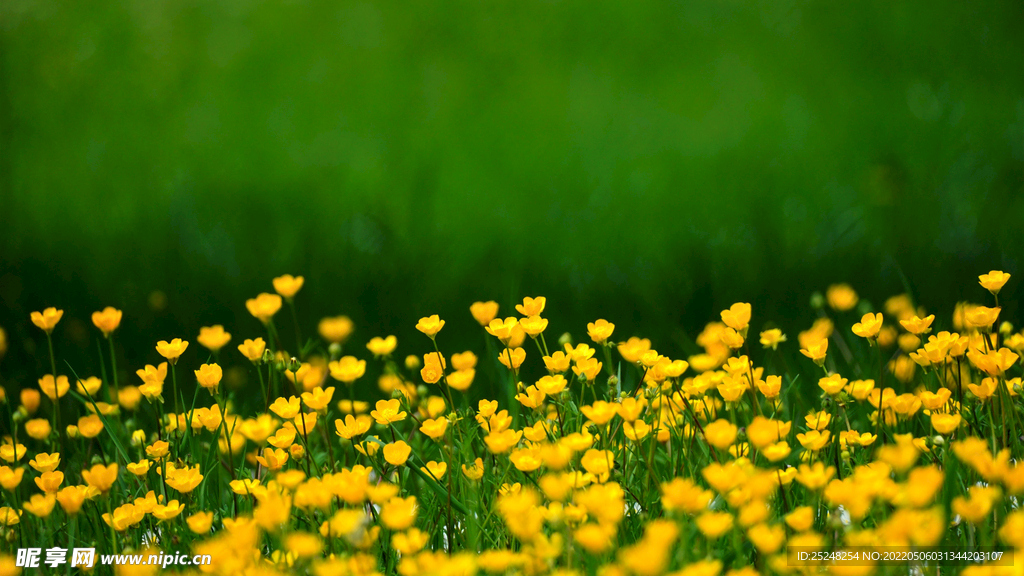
[1,271,1023,575]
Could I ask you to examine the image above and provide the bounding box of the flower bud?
[131,430,147,446]
[810,292,825,310]
[405,355,421,371]
[328,342,342,357]
[557,332,572,347]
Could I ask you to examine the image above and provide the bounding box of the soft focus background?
[1,0,1022,388]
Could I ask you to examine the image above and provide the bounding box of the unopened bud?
[810,292,825,310]
[558,332,572,347]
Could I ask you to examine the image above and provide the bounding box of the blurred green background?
[1,0,1022,387]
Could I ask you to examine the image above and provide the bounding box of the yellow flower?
[393,528,430,555]
[762,441,792,462]
[930,413,961,435]
[979,270,1011,295]
[366,336,398,357]
[82,463,118,493]
[298,386,334,412]
[965,306,1001,330]
[900,314,935,335]
[580,449,614,478]
[572,357,603,382]
[543,351,571,373]
[269,396,301,419]
[187,511,214,534]
[703,419,738,450]
[515,296,546,317]
[74,376,101,397]
[194,363,223,393]
[0,466,24,490]
[785,506,814,531]
[91,307,123,336]
[799,338,828,366]
[952,485,1001,524]
[34,470,64,494]
[817,373,848,395]
[318,316,354,343]
[126,460,152,476]
[102,502,145,531]
[380,496,417,530]
[826,284,859,311]
[446,368,475,392]
[498,347,526,371]
[29,452,60,473]
[484,429,523,454]
[30,307,64,333]
[294,412,318,434]
[256,447,290,471]
[484,317,519,345]
[696,511,734,539]
[197,325,232,352]
[580,401,618,426]
[796,462,835,491]
[153,500,185,521]
[23,493,56,518]
[756,374,782,398]
[284,532,322,559]
[0,443,26,463]
[246,293,283,324]
[56,485,89,515]
[371,399,407,425]
[145,440,169,460]
[272,274,305,299]
[845,379,875,401]
[968,377,999,400]
[38,374,69,400]
[796,430,830,451]
[415,315,445,338]
[21,389,41,414]
[587,319,616,344]
[514,385,544,409]
[77,414,104,438]
[623,420,652,442]
[329,356,366,384]
[25,418,51,440]
[155,338,189,363]
[720,327,745,349]
[759,329,786,350]
[334,414,372,439]
[720,303,752,332]
[422,460,447,479]
[519,315,549,338]
[165,465,203,493]
[383,441,411,466]
[419,417,448,440]
[852,312,883,340]
[470,301,500,326]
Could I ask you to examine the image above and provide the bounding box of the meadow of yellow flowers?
[2,271,1024,575]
